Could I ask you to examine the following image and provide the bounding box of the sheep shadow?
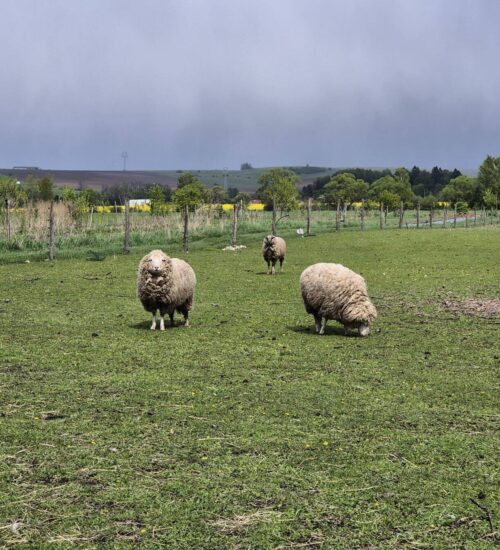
[288,324,358,337]
[129,321,187,331]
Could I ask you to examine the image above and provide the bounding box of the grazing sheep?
[137,249,196,331]
[300,263,377,336]
[262,235,286,274]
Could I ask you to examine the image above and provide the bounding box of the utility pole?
[223,167,228,191]
[122,151,128,171]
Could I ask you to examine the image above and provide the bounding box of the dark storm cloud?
[1,0,499,170]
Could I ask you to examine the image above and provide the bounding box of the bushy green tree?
[323,173,368,206]
[0,176,26,206]
[478,155,500,197]
[38,177,54,201]
[177,172,201,189]
[370,174,413,205]
[440,176,478,206]
[173,182,205,212]
[147,184,168,215]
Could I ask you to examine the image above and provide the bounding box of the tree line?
[301,156,500,210]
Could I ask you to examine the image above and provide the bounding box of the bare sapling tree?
[123,200,131,253]
[306,197,312,236]
[48,199,56,260]
[173,174,205,253]
[257,168,299,235]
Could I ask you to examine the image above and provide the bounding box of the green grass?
[0,228,499,547]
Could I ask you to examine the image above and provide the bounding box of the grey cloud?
[1,0,499,170]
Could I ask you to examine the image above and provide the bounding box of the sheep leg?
[169,313,175,327]
[267,261,271,275]
[271,261,276,275]
[313,314,322,334]
[279,258,284,272]
[150,312,157,330]
[159,314,165,331]
[178,305,190,327]
[319,318,327,335]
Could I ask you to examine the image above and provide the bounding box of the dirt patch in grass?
[441,298,500,318]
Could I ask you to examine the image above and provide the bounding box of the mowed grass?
[0,228,498,548]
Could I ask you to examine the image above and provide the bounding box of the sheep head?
[142,250,170,276]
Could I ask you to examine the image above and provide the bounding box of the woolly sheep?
[137,249,196,331]
[262,235,286,275]
[300,263,377,336]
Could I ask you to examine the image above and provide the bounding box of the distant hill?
[0,166,339,193]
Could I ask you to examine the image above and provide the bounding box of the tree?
[81,188,101,207]
[38,177,54,201]
[173,182,205,253]
[440,176,477,206]
[209,185,227,205]
[233,192,251,206]
[147,184,167,215]
[177,172,201,189]
[240,162,253,170]
[370,174,413,205]
[257,168,299,234]
[478,155,500,199]
[323,173,368,206]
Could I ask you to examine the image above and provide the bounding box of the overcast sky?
[1,0,499,171]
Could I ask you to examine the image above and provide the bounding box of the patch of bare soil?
[442,298,500,318]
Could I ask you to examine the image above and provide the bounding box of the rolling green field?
[0,228,499,547]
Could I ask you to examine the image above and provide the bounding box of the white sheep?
[262,235,286,274]
[137,249,196,330]
[300,263,377,336]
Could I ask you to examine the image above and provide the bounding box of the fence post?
[5,199,12,241]
[335,200,340,231]
[183,205,189,252]
[123,200,130,253]
[398,201,404,229]
[474,209,477,226]
[379,202,384,229]
[453,203,457,228]
[443,205,447,228]
[482,206,486,225]
[416,201,420,229]
[231,203,238,246]
[360,199,365,231]
[48,199,55,260]
[465,209,468,228]
[306,197,312,236]
[429,206,433,228]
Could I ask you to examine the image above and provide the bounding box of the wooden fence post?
[183,205,189,252]
[416,202,420,229]
[429,206,433,228]
[453,203,457,228]
[231,203,238,246]
[443,205,447,228]
[474,209,477,226]
[465,209,468,228]
[379,202,384,229]
[398,201,404,229]
[306,197,312,236]
[5,199,12,241]
[335,200,341,231]
[48,199,55,260]
[123,200,130,253]
[482,206,486,225]
[360,199,365,231]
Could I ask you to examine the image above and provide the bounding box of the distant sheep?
[137,249,196,331]
[262,235,286,274]
[300,263,377,336]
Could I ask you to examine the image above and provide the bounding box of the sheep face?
[144,252,168,275]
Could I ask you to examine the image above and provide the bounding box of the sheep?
[300,263,377,336]
[137,249,196,331]
[262,235,286,274]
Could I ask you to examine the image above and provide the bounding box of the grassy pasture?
[0,228,499,547]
